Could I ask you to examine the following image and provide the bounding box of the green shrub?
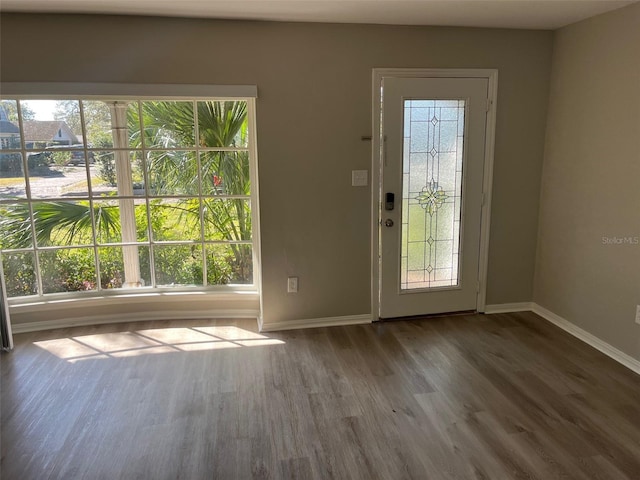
[51,150,72,167]
[96,151,117,186]
[0,153,23,175]
[40,249,96,293]
[27,152,51,170]
[1,253,37,297]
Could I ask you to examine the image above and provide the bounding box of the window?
[0,93,258,300]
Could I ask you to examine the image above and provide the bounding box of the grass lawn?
[0,177,23,187]
[60,176,107,195]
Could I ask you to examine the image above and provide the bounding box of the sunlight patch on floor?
[174,341,241,352]
[34,325,285,362]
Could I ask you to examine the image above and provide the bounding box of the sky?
[23,100,57,120]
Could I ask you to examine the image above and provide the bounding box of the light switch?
[287,276,298,293]
[352,170,368,187]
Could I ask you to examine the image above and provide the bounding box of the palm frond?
[1,202,120,248]
[197,101,247,147]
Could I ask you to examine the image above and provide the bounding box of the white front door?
[378,75,490,318]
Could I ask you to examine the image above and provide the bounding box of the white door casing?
[372,69,498,319]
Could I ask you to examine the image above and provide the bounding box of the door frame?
[371,68,498,320]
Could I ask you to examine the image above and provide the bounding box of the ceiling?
[1,0,637,30]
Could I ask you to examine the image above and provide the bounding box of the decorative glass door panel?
[401,100,465,291]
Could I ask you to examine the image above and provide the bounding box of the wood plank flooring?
[1,312,639,479]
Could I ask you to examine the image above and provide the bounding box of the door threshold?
[377,310,477,322]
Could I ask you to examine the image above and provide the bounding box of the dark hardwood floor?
[2,312,639,479]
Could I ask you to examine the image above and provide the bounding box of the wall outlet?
[636,305,640,325]
[287,276,299,293]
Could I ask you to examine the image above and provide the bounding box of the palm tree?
[130,100,252,281]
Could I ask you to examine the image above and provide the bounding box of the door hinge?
[485,98,492,112]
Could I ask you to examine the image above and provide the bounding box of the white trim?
[371,68,498,319]
[531,304,640,376]
[11,309,260,334]
[484,302,534,314]
[373,68,499,79]
[8,291,259,333]
[371,70,382,322]
[248,99,265,332]
[9,291,258,312]
[7,286,258,307]
[0,82,257,99]
[260,314,372,332]
[476,73,498,312]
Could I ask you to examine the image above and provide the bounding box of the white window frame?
[0,83,262,308]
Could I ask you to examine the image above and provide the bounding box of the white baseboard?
[11,309,260,334]
[260,314,372,332]
[531,304,640,376]
[483,302,534,314]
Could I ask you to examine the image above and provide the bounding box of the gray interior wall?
[535,3,640,360]
[0,14,553,326]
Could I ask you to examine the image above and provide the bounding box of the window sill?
[9,289,260,333]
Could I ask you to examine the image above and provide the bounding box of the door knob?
[384,219,394,227]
